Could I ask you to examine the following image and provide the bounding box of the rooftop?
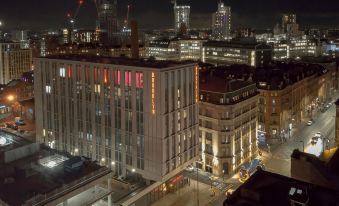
[203,38,272,50]
[0,130,110,206]
[200,76,254,94]
[40,54,195,69]
[224,169,339,206]
[0,130,31,154]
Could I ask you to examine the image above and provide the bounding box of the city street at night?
[2,0,339,205]
[262,101,336,177]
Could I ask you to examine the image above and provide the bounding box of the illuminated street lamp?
[300,140,304,152]
[7,95,14,102]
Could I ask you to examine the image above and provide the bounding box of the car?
[315,132,321,138]
[185,165,195,172]
[307,121,313,126]
[15,121,25,126]
[312,136,318,141]
[239,159,264,181]
[311,139,317,145]
[14,117,25,125]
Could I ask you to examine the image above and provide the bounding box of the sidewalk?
[151,179,221,206]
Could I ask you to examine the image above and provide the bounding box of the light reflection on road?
[305,139,323,157]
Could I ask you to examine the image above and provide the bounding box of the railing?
[24,167,111,206]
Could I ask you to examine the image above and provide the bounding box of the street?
[262,102,336,177]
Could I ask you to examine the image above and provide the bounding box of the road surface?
[262,103,336,177]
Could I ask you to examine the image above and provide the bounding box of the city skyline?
[1,0,339,30]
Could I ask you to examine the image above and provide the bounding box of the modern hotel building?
[34,55,199,182]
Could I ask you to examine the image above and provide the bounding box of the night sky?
[1,0,339,30]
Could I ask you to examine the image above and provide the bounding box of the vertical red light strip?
[104,69,107,83]
[129,71,132,87]
[140,73,143,88]
[136,72,139,88]
[68,65,71,78]
[118,70,120,85]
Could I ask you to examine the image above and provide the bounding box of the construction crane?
[67,0,84,31]
[67,0,101,31]
[123,4,131,29]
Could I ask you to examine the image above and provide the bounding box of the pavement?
[0,112,36,141]
[261,100,337,177]
[151,179,222,206]
[67,186,108,206]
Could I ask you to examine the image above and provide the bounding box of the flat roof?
[0,129,31,153]
[38,55,195,69]
[0,132,110,206]
[225,170,339,206]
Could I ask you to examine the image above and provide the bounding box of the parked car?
[185,165,195,172]
[307,121,313,126]
[311,139,317,145]
[239,159,264,181]
[315,132,321,138]
[14,117,25,125]
[312,136,319,141]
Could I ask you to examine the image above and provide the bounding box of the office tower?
[98,0,119,44]
[146,38,205,61]
[202,39,273,67]
[173,1,190,32]
[34,55,199,182]
[61,28,71,44]
[10,30,29,48]
[0,42,32,84]
[281,13,299,36]
[212,2,231,40]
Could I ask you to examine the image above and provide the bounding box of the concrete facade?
[0,42,32,84]
[34,56,199,182]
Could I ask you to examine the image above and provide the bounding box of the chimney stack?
[131,20,139,59]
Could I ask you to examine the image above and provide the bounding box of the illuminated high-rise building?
[98,0,118,44]
[212,2,231,40]
[0,42,32,84]
[281,13,299,36]
[173,0,190,32]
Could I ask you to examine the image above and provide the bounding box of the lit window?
[45,85,51,94]
[59,67,66,77]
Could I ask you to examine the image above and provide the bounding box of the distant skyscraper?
[98,0,118,44]
[281,13,299,36]
[11,30,29,48]
[0,43,32,84]
[173,0,190,32]
[212,2,231,40]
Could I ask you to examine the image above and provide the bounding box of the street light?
[7,95,14,102]
[322,137,330,153]
[300,140,305,152]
